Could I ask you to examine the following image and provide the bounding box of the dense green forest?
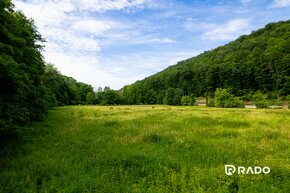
[120,20,290,105]
[44,64,95,106]
[44,63,121,106]
[0,0,47,128]
[1,0,290,129]
[0,1,97,129]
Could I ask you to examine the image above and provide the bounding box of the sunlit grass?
[1,105,290,192]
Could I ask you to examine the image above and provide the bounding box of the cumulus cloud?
[12,0,173,89]
[71,20,113,34]
[202,19,251,41]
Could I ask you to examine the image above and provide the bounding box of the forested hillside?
[121,20,290,105]
[0,1,95,129]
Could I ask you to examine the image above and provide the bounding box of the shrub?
[266,91,278,100]
[214,88,232,107]
[206,99,215,107]
[253,91,265,101]
[189,96,197,106]
[240,93,253,101]
[181,96,191,106]
[181,95,197,106]
[213,88,244,108]
[269,100,283,106]
[255,100,269,108]
[224,98,245,108]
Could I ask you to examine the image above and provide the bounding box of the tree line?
[44,64,95,106]
[44,64,121,106]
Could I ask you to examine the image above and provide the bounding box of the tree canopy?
[0,0,47,128]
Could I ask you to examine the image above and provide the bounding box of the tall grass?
[1,106,289,192]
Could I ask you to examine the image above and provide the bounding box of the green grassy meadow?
[1,106,290,193]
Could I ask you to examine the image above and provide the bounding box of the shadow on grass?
[0,128,26,160]
[142,133,174,144]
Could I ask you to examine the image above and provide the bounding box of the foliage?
[240,92,254,101]
[181,95,197,106]
[163,88,183,105]
[96,87,119,105]
[213,88,244,108]
[214,88,232,107]
[43,64,95,106]
[0,1,47,128]
[253,91,270,108]
[206,98,215,107]
[120,20,290,104]
[253,91,265,101]
[224,97,245,108]
[255,100,269,108]
[181,95,191,106]
[0,0,99,129]
[86,92,95,104]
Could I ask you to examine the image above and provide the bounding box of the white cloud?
[270,0,290,8]
[42,27,101,53]
[77,0,147,12]
[99,51,200,88]
[202,19,251,41]
[12,0,169,89]
[129,36,177,44]
[14,0,151,15]
[44,51,119,89]
[14,0,74,28]
[71,20,113,34]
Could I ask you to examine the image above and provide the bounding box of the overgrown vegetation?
[1,106,289,192]
[205,88,245,108]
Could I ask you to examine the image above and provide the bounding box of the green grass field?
[1,106,290,193]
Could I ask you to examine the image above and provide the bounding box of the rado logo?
[225,165,270,176]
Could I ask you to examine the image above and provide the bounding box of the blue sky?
[13,0,290,90]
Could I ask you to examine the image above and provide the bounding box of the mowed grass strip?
[1,106,290,193]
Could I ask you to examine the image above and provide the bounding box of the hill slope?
[121,20,290,105]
